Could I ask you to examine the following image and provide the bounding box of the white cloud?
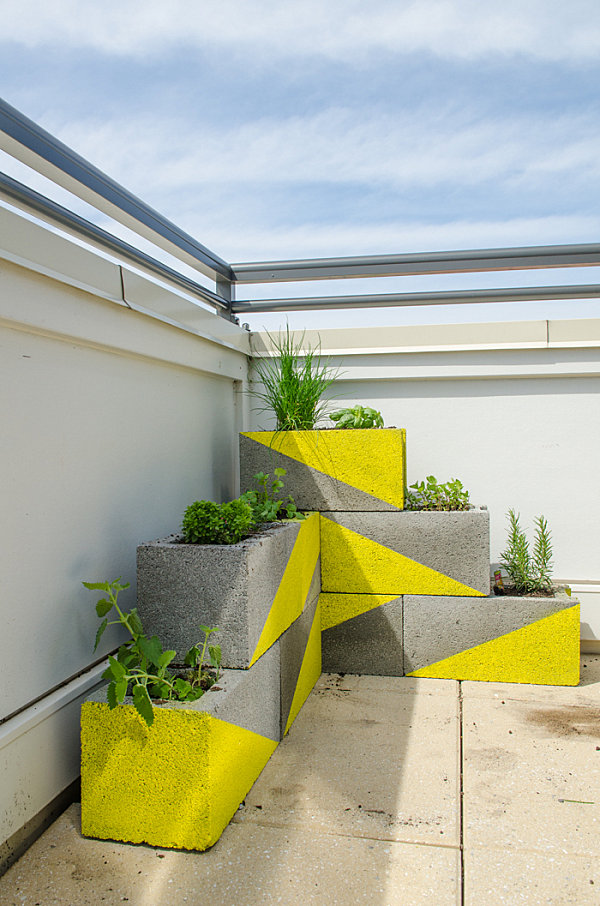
[48,106,600,198]
[2,0,600,63]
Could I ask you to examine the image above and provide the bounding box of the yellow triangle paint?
[284,601,322,735]
[321,517,484,596]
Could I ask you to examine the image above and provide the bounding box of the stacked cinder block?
[81,513,322,851]
[241,428,580,687]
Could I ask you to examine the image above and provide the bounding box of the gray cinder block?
[279,591,321,735]
[321,595,404,676]
[240,430,406,512]
[137,518,320,669]
[320,509,490,595]
[403,591,576,673]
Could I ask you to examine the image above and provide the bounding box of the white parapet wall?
[250,322,600,651]
[0,205,251,865]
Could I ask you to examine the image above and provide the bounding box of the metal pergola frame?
[2,96,600,322]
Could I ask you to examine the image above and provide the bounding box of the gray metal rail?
[0,172,229,312]
[0,97,233,287]
[2,97,600,319]
[231,244,600,284]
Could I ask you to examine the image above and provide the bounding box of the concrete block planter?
[81,593,323,852]
[404,590,580,685]
[81,661,279,852]
[320,508,490,596]
[240,428,406,512]
[137,512,320,668]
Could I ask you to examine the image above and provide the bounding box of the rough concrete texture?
[80,700,278,851]
[404,592,580,680]
[137,516,319,668]
[240,429,406,511]
[3,657,599,905]
[321,509,490,595]
[321,595,404,675]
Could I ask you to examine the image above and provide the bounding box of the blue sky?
[1,1,600,329]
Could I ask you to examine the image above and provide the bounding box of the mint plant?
[182,498,253,544]
[329,405,384,429]
[241,468,305,524]
[405,476,470,511]
[500,509,553,594]
[83,578,221,726]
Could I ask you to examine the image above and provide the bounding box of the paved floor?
[1,657,599,906]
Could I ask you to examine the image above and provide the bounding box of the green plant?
[241,468,305,524]
[405,475,470,511]
[250,325,340,430]
[329,405,384,429]
[83,579,221,726]
[182,498,253,544]
[500,509,553,594]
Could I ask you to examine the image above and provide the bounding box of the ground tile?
[0,804,460,906]
[464,845,600,906]
[463,696,600,855]
[235,681,459,846]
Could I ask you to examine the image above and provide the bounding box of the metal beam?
[231,245,600,284]
[0,172,229,312]
[0,97,233,283]
[232,284,600,313]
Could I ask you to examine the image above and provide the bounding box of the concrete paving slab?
[463,695,600,855]
[0,803,459,906]
[464,846,600,906]
[461,654,600,705]
[235,678,460,846]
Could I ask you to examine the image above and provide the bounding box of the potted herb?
[241,327,406,511]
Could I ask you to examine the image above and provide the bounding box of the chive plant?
[250,326,340,430]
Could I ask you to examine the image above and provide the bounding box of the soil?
[493,583,556,598]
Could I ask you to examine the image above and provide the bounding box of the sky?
[1,0,600,330]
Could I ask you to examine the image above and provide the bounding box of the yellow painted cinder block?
[242,429,406,509]
[321,517,485,596]
[81,703,277,851]
[250,511,320,666]
[408,604,581,685]
[320,592,399,631]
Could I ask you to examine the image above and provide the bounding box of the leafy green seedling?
[405,476,470,511]
[241,468,305,524]
[83,580,222,727]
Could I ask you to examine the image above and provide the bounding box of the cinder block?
[404,591,580,685]
[240,429,406,511]
[321,593,404,676]
[81,683,278,851]
[137,512,320,668]
[321,509,490,596]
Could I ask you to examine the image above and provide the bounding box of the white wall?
[250,322,600,646]
[0,206,250,855]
